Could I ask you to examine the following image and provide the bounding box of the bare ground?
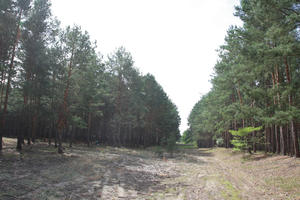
[0,138,299,200]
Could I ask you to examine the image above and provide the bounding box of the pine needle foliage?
[230,126,262,152]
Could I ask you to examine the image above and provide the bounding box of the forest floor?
[0,138,299,200]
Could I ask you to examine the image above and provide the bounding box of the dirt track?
[0,138,299,200]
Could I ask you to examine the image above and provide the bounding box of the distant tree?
[182,129,193,144]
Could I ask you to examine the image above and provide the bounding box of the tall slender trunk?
[271,125,275,153]
[117,123,121,146]
[48,125,52,146]
[275,125,280,154]
[225,132,227,148]
[279,126,285,155]
[284,57,299,157]
[57,129,63,153]
[16,115,23,151]
[87,111,92,146]
[17,109,27,151]
[49,73,56,146]
[57,47,74,153]
[33,96,40,143]
[253,130,256,153]
[54,128,58,148]
[23,58,31,143]
[236,83,244,128]
[31,112,38,143]
[0,9,23,150]
[270,72,277,153]
[69,126,73,148]
[271,72,276,105]
[290,121,299,157]
[251,101,256,153]
[265,126,270,153]
[274,65,285,155]
[228,131,231,148]
[285,126,290,156]
[0,69,5,111]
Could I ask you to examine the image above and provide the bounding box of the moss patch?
[219,178,241,200]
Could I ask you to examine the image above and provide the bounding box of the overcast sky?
[51,0,242,133]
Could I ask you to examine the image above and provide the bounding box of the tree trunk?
[248,147,252,154]
[17,114,26,151]
[31,114,37,143]
[270,125,275,153]
[290,126,295,157]
[279,126,285,155]
[291,121,300,157]
[251,118,256,153]
[16,121,23,151]
[274,65,286,155]
[56,48,74,153]
[275,125,280,154]
[69,126,73,148]
[236,83,245,128]
[0,69,5,111]
[48,127,52,146]
[87,112,92,147]
[16,137,22,151]
[286,126,290,156]
[54,130,58,148]
[284,57,299,157]
[253,130,256,153]
[265,126,270,153]
[27,123,31,145]
[227,131,230,148]
[0,134,2,150]
[57,129,63,153]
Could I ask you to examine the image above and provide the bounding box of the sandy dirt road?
[0,139,299,200]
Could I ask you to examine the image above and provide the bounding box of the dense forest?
[1,1,300,199]
[0,0,181,153]
[185,0,300,157]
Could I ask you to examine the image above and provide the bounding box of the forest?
[185,0,300,157]
[0,0,181,153]
[1,0,300,199]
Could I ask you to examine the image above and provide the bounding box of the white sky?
[51,0,242,133]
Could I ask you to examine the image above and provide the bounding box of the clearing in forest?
[0,138,299,200]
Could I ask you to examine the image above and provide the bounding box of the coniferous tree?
[0,0,180,152]
[188,0,300,157]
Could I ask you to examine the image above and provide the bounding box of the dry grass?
[0,138,299,200]
[213,148,300,200]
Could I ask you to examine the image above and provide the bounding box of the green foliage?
[187,0,300,156]
[0,0,181,149]
[166,134,177,153]
[229,126,262,151]
[181,129,193,144]
[216,138,224,147]
[229,126,262,137]
[71,116,87,129]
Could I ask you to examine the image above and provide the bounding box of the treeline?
[0,0,180,153]
[186,0,300,157]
